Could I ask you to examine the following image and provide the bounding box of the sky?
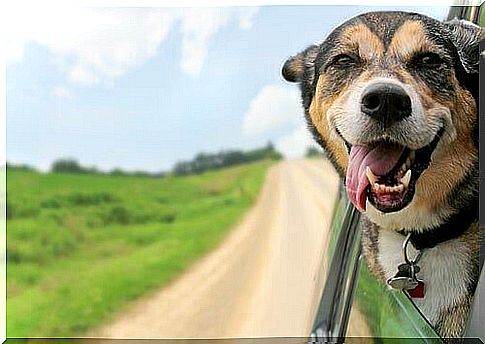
[6,5,450,172]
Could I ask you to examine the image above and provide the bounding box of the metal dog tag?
[387,263,419,290]
[387,233,425,293]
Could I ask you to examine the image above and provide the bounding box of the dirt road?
[94,159,340,339]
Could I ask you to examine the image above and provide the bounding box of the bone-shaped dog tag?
[387,263,420,290]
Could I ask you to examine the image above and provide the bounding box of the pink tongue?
[346,144,404,211]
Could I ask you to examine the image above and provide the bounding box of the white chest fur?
[377,229,471,325]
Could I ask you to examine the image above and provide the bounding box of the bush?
[66,192,116,206]
[41,192,117,209]
[51,159,86,174]
[305,147,321,158]
[6,163,36,172]
[104,206,132,225]
[7,220,78,263]
[160,213,176,223]
[6,200,40,219]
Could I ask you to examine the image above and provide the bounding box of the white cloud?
[237,7,259,30]
[242,83,319,159]
[50,85,72,99]
[275,125,317,159]
[179,7,259,76]
[5,8,175,85]
[5,6,259,84]
[242,84,301,136]
[68,65,100,85]
[180,8,231,77]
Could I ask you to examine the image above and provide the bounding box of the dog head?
[283,12,482,230]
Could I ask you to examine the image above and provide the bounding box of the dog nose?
[361,83,412,126]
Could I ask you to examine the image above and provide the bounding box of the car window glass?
[347,261,443,343]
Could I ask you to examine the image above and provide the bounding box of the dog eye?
[330,54,359,67]
[414,52,444,67]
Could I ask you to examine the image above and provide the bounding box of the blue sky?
[6,5,449,172]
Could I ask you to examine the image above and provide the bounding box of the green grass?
[7,161,272,337]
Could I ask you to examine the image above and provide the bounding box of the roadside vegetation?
[7,157,274,336]
[305,147,322,158]
[9,142,282,178]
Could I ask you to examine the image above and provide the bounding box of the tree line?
[7,142,283,177]
[172,142,282,176]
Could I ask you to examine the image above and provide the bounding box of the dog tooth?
[402,164,407,172]
[386,186,392,193]
[397,184,404,192]
[401,169,412,188]
[366,166,378,184]
[406,157,412,167]
[373,183,379,190]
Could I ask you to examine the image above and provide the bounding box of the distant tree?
[153,171,168,178]
[305,147,321,158]
[173,161,193,176]
[221,150,247,166]
[51,158,86,174]
[172,142,283,176]
[86,166,100,174]
[132,171,152,178]
[108,167,166,178]
[109,168,127,176]
[6,162,36,172]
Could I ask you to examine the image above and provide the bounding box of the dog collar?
[398,202,477,250]
[391,202,477,298]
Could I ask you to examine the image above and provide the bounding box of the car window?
[311,185,443,343]
[348,262,442,342]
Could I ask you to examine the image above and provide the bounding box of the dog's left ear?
[445,19,484,74]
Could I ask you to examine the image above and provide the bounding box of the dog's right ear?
[282,45,319,83]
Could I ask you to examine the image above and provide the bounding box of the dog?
[282,11,482,338]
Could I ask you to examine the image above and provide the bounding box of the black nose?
[361,83,412,126]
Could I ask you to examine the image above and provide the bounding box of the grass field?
[7,161,272,337]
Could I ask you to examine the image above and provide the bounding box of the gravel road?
[93,159,340,339]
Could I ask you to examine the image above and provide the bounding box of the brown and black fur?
[282,11,482,338]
